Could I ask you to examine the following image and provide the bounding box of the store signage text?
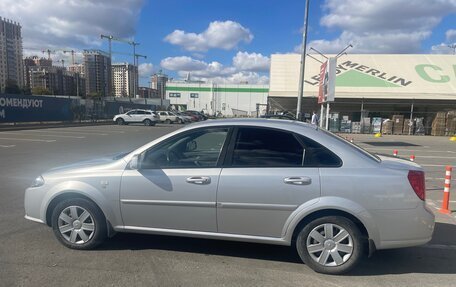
[305,60,412,87]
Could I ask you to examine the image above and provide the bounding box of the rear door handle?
[283,177,312,185]
[186,176,211,185]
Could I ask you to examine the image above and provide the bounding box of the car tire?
[295,216,365,275]
[143,119,152,126]
[165,119,172,124]
[51,198,107,250]
[177,118,183,124]
[116,118,124,125]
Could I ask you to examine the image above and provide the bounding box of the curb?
[0,121,114,131]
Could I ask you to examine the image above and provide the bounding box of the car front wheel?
[51,198,107,250]
[116,118,124,125]
[296,216,365,275]
[143,119,152,126]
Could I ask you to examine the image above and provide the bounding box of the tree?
[32,87,51,95]
[4,79,21,94]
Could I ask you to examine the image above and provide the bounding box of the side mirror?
[129,154,140,170]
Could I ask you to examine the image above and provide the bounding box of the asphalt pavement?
[0,123,455,286]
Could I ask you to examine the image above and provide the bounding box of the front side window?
[231,127,304,167]
[140,128,229,169]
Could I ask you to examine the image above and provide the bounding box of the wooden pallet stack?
[447,111,456,135]
[392,115,404,135]
[382,120,393,134]
[431,112,447,136]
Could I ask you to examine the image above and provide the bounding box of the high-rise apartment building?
[112,62,137,97]
[150,70,168,100]
[83,49,111,97]
[0,17,24,93]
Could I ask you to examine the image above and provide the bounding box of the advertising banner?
[317,58,336,104]
[0,94,72,123]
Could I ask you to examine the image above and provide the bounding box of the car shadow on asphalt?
[98,222,456,275]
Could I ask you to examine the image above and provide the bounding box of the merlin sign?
[269,54,456,100]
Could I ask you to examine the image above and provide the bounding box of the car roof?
[183,118,314,132]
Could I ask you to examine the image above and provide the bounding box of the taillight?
[408,170,425,201]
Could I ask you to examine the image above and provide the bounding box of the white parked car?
[157,111,186,124]
[113,109,158,126]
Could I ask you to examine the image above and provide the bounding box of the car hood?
[43,152,126,177]
[377,154,422,171]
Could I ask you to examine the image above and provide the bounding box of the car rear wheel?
[165,119,172,124]
[296,216,365,275]
[116,118,124,125]
[51,198,107,250]
[143,119,152,126]
[177,118,183,124]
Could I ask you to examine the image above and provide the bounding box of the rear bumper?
[371,204,435,250]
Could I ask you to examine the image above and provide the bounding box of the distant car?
[156,111,186,124]
[113,109,158,126]
[181,111,200,122]
[24,119,434,275]
[185,110,207,121]
[261,114,297,120]
[174,111,193,123]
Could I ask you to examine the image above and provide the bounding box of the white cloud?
[308,0,456,53]
[161,56,208,71]
[0,0,145,53]
[232,52,270,72]
[164,21,253,52]
[445,29,456,42]
[161,55,269,84]
[138,63,153,77]
[430,28,456,54]
[430,43,454,54]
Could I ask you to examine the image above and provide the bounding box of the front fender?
[41,181,120,226]
[282,196,380,247]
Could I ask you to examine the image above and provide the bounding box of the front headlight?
[31,175,45,187]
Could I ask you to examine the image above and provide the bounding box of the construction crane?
[63,50,77,65]
[100,34,139,64]
[41,49,55,60]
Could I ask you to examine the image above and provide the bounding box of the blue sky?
[1,0,455,86]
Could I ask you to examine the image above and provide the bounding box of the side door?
[217,126,324,238]
[120,127,232,232]
[124,110,137,123]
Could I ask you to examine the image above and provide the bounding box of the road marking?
[427,177,456,181]
[65,128,125,134]
[0,137,56,142]
[26,130,108,136]
[364,148,455,154]
[421,164,455,167]
[413,156,456,159]
[0,144,15,148]
[0,132,85,139]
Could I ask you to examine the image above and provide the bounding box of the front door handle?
[186,176,211,185]
[283,177,312,185]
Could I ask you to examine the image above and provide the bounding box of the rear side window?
[232,127,304,167]
[298,136,342,167]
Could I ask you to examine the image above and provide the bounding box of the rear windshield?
[319,128,381,163]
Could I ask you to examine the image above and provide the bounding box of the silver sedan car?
[24,119,434,274]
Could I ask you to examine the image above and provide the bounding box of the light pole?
[296,0,310,121]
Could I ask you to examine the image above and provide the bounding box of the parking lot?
[1,123,455,286]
